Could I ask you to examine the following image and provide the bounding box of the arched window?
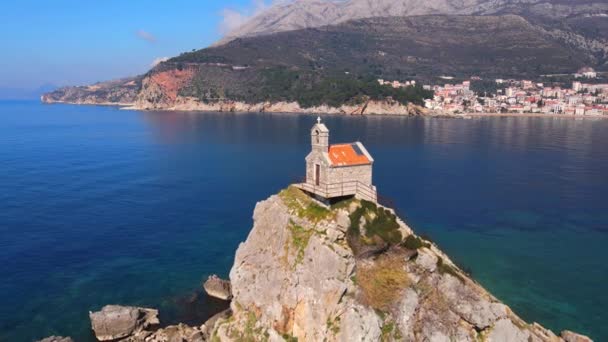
[315,130,319,144]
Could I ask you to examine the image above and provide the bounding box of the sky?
[0,0,276,91]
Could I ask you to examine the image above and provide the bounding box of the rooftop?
[328,143,372,167]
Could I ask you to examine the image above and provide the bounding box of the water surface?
[1,101,606,341]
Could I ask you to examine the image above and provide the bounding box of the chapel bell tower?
[311,117,329,153]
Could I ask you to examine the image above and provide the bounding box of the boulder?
[201,308,232,339]
[203,274,232,300]
[335,209,351,232]
[89,305,159,341]
[487,318,530,342]
[36,337,74,342]
[561,330,594,342]
[415,248,438,272]
[326,227,344,242]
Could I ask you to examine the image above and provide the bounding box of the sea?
[1,101,607,341]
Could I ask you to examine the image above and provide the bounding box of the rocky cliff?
[43,187,593,341]
[209,187,591,342]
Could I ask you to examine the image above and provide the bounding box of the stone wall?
[327,164,372,186]
[305,153,330,186]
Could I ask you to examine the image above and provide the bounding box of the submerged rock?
[203,274,232,300]
[89,305,159,341]
[561,330,594,342]
[36,337,74,342]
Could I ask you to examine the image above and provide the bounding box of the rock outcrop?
[89,305,159,341]
[206,186,593,342]
[44,186,593,341]
[203,275,232,301]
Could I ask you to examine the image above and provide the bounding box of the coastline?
[463,112,608,119]
[41,99,608,119]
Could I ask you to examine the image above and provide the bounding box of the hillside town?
[379,68,608,116]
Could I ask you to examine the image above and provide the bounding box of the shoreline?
[41,100,608,119]
[462,113,608,119]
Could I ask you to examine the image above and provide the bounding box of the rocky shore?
[39,187,593,341]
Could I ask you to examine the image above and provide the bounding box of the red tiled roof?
[328,143,371,167]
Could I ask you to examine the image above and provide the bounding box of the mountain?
[219,0,608,44]
[43,14,606,112]
[140,15,599,109]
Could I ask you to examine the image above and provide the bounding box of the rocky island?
[42,186,592,341]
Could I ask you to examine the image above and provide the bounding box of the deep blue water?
[1,101,607,341]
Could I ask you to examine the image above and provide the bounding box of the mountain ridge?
[218,0,608,44]
[42,14,606,111]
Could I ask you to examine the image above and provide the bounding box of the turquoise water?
[1,101,606,341]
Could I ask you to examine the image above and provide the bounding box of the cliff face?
[211,187,591,342]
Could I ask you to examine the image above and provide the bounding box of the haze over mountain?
[219,0,608,44]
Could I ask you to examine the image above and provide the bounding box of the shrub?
[402,235,431,250]
[348,200,402,246]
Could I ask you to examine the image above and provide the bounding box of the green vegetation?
[380,320,397,342]
[326,316,341,335]
[402,235,431,250]
[436,257,465,283]
[288,220,314,266]
[357,253,410,311]
[279,186,331,223]
[227,311,269,342]
[257,69,433,108]
[281,334,298,342]
[349,200,402,245]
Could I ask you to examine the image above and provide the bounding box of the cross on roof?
[317,116,321,124]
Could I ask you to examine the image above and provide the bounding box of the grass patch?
[288,220,314,266]
[380,320,396,342]
[227,311,269,342]
[282,334,298,342]
[437,257,465,283]
[326,316,341,335]
[357,253,410,311]
[349,200,402,246]
[279,186,331,222]
[402,235,431,250]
